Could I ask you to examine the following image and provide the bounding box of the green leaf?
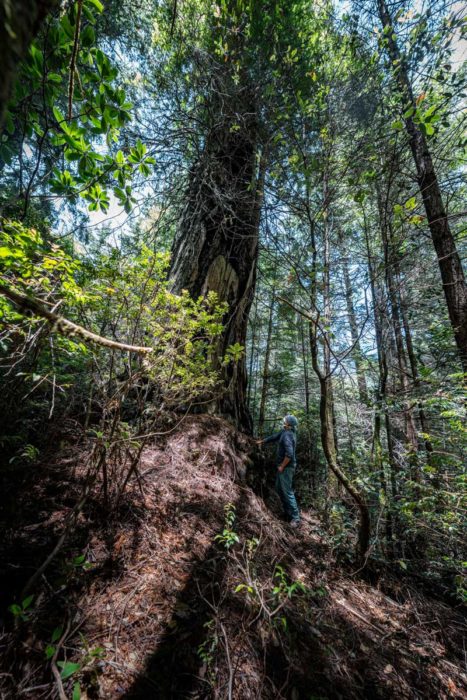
[53,106,64,124]
[72,682,81,700]
[51,626,63,643]
[87,0,104,12]
[22,595,34,610]
[420,122,435,137]
[0,246,21,258]
[8,604,22,616]
[30,43,43,68]
[81,25,96,47]
[58,661,81,680]
[45,645,56,660]
[423,104,438,122]
[391,120,404,131]
[5,111,15,134]
[48,72,62,83]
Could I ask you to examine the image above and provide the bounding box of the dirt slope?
[1,415,466,699]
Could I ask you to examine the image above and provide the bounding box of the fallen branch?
[0,283,153,354]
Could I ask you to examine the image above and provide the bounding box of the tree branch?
[0,283,153,354]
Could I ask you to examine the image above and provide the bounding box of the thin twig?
[220,622,234,700]
[51,618,71,700]
[68,0,83,120]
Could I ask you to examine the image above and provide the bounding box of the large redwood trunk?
[170,93,264,432]
[0,0,57,127]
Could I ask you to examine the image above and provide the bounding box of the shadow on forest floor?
[1,415,466,699]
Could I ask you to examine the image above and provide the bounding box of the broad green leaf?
[22,595,34,610]
[58,661,81,679]
[53,106,64,124]
[51,626,63,643]
[87,0,104,13]
[81,25,96,47]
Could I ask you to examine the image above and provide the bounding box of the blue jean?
[275,466,300,521]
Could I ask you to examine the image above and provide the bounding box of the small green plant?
[272,565,308,600]
[8,595,34,622]
[197,619,218,665]
[246,537,259,557]
[47,632,104,698]
[78,632,105,665]
[70,553,93,571]
[223,342,244,364]
[44,625,63,659]
[214,503,240,549]
[197,619,218,686]
[8,443,40,464]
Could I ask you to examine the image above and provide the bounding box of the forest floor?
[0,415,466,699]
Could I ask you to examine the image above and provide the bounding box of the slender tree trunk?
[300,317,315,494]
[341,378,355,459]
[257,290,275,436]
[247,296,259,409]
[322,196,339,461]
[392,257,434,459]
[309,173,369,564]
[378,196,419,473]
[364,213,396,556]
[378,0,467,372]
[340,244,369,404]
[315,371,370,565]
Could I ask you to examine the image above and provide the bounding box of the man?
[256,415,300,528]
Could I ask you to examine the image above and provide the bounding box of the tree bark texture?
[364,215,397,555]
[170,91,264,432]
[378,0,467,372]
[0,0,57,128]
[257,290,275,436]
[378,195,419,469]
[342,253,369,404]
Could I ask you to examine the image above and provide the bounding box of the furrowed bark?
[257,289,275,436]
[339,232,369,404]
[170,89,264,432]
[0,0,58,128]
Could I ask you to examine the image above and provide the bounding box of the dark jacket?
[263,429,296,468]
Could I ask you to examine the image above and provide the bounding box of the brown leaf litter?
[0,414,466,699]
